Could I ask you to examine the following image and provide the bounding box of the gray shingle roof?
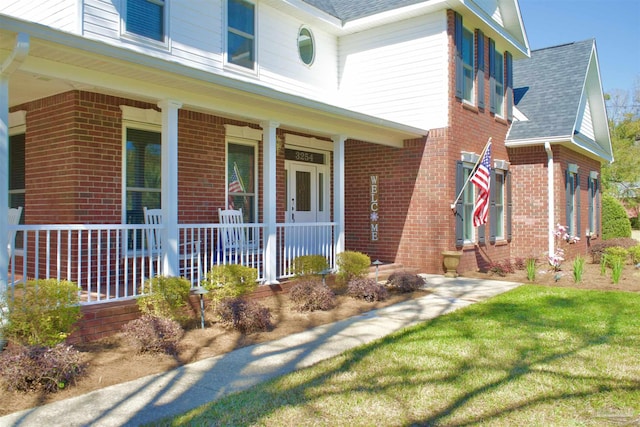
[507,39,594,142]
[300,0,427,22]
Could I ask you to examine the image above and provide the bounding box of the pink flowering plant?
[548,224,580,271]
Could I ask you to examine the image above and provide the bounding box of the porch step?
[367,262,418,283]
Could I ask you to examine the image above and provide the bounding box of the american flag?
[228,162,244,193]
[471,142,491,226]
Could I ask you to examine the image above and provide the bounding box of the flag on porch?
[228,162,245,193]
[471,142,491,226]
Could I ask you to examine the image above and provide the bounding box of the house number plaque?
[284,148,325,165]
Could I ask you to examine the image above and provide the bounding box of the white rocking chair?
[143,207,202,285]
[8,206,23,257]
[218,208,262,267]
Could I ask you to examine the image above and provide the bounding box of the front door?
[287,162,319,224]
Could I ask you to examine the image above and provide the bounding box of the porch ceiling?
[1,21,427,147]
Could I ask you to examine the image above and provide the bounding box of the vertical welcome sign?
[370,175,379,241]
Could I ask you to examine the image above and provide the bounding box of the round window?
[297,27,315,66]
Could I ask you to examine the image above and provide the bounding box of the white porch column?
[332,135,346,259]
[0,33,29,295]
[260,120,279,284]
[158,99,182,277]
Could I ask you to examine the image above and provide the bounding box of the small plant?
[121,315,184,355]
[611,256,624,284]
[289,277,336,312]
[488,259,515,277]
[336,251,371,287]
[291,255,329,277]
[525,258,536,282]
[214,297,273,333]
[0,343,86,393]
[347,277,389,302]
[629,245,640,265]
[572,255,585,283]
[137,276,192,324]
[386,271,426,293]
[600,254,608,276]
[603,247,629,266]
[513,257,526,270]
[2,279,82,346]
[202,264,258,308]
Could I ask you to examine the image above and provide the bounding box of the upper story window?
[461,27,475,103]
[125,0,165,42]
[227,0,255,70]
[298,27,315,66]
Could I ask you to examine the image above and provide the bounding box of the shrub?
[604,247,629,266]
[0,343,86,393]
[2,279,82,346]
[488,259,515,277]
[289,277,336,312]
[214,297,273,333]
[513,257,526,270]
[202,264,258,307]
[386,271,426,293]
[628,245,640,264]
[291,255,329,277]
[347,277,389,302]
[336,251,371,287]
[121,315,184,355]
[589,237,638,263]
[602,194,632,239]
[137,276,192,323]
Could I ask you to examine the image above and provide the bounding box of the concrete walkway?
[0,275,521,427]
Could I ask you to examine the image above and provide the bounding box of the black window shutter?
[576,173,581,237]
[477,30,485,109]
[489,39,496,114]
[455,161,464,248]
[506,171,512,242]
[489,169,497,244]
[455,13,463,100]
[506,51,513,121]
[565,170,571,228]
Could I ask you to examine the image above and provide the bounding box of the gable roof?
[299,0,426,21]
[506,39,613,163]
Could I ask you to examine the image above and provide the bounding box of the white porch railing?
[5,222,335,305]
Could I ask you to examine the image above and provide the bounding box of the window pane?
[463,167,474,241]
[496,173,504,238]
[298,27,314,65]
[228,0,254,34]
[462,28,474,102]
[318,172,324,212]
[125,128,161,225]
[296,171,311,212]
[228,143,256,221]
[127,0,164,41]
[228,0,255,68]
[228,32,254,68]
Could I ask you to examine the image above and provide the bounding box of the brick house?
[0,1,609,341]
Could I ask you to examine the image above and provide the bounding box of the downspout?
[544,142,554,257]
[1,33,29,347]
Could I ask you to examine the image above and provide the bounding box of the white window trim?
[120,0,170,50]
[462,162,476,244]
[224,0,259,75]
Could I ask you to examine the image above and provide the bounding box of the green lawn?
[155,286,640,426]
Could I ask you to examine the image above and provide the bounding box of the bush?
[137,276,192,324]
[202,264,258,307]
[2,279,82,346]
[589,237,638,263]
[602,194,632,239]
[386,271,426,293]
[121,315,184,355]
[214,297,272,333]
[0,343,86,393]
[291,255,329,277]
[347,277,388,302]
[603,247,629,266]
[336,251,371,287]
[513,257,526,270]
[629,245,640,264]
[488,259,515,277]
[289,277,336,312]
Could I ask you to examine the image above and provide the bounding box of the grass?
[153,286,640,426]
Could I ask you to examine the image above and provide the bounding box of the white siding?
[577,97,595,140]
[1,0,77,33]
[475,0,503,26]
[338,12,448,130]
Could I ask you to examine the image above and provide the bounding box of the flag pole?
[450,137,492,211]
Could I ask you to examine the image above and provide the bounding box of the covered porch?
[0,25,426,306]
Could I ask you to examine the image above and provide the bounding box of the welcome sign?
[370,175,379,241]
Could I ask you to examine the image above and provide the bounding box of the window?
[125,128,161,248]
[494,50,504,115]
[493,170,505,239]
[227,0,255,69]
[461,27,475,103]
[565,165,580,237]
[227,142,256,222]
[9,133,25,211]
[455,161,475,245]
[125,0,165,42]
[298,27,315,66]
[588,172,600,237]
